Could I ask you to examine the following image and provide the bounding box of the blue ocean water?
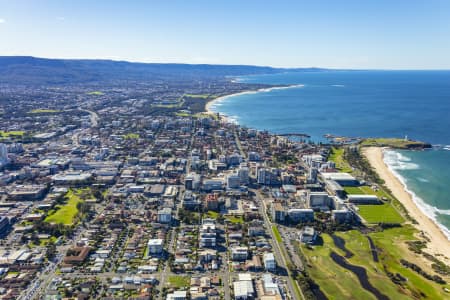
[210,71,450,237]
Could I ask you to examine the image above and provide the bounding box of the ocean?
[209,70,450,238]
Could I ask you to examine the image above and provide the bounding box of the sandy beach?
[363,147,450,265]
[205,84,305,118]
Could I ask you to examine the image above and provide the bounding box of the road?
[157,126,195,299]
[80,108,99,127]
[233,127,246,158]
[255,190,305,300]
[30,203,109,299]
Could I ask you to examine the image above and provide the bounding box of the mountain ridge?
[0,56,325,85]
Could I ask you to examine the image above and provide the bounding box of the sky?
[1,0,450,69]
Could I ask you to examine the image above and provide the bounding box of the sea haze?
[209,70,450,238]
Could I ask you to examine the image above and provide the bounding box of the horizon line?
[1,55,450,71]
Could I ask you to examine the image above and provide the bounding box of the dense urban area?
[0,58,449,300]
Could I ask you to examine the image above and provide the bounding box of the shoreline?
[363,147,450,264]
[205,84,305,121]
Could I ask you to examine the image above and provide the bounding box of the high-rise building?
[238,166,249,185]
[0,144,8,167]
[227,174,241,189]
[307,167,318,183]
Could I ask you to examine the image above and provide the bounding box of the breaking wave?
[383,149,450,240]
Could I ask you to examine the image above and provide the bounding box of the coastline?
[363,147,450,264]
[205,84,305,121]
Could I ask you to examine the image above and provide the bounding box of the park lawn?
[370,226,450,299]
[0,130,25,137]
[347,184,396,202]
[345,185,404,223]
[345,185,391,199]
[360,138,427,149]
[29,109,60,114]
[44,190,82,225]
[193,112,219,120]
[344,186,366,195]
[359,185,395,201]
[123,133,139,139]
[143,245,149,259]
[226,216,243,224]
[30,236,57,248]
[328,147,353,173]
[272,225,283,244]
[184,94,210,99]
[357,204,404,224]
[168,275,190,288]
[175,112,191,117]
[40,236,57,246]
[206,211,219,219]
[87,91,104,95]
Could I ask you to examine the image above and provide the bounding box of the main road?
[79,108,99,127]
[254,189,305,300]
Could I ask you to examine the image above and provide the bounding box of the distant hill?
[0,56,324,85]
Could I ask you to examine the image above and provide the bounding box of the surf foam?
[383,149,450,240]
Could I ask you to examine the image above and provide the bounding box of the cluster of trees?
[406,240,450,276]
[33,220,73,237]
[344,147,384,184]
[400,259,446,284]
[289,267,321,300]
[385,268,407,285]
[406,240,427,254]
[294,219,353,234]
[178,208,201,225]
[421,252,450,276]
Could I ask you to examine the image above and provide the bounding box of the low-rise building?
[299,226,317,244]
[231,246,248,261]
[347,194,380,204]
[167,290,187,300]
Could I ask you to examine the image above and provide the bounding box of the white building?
[263,253,276,271]
[147,239,164,254]
[321,172,359,186]
[300,226,317,244]
[167,290,187,300]
[234,273,254,300]
[199,218,217,248]
[262,273,281,295]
